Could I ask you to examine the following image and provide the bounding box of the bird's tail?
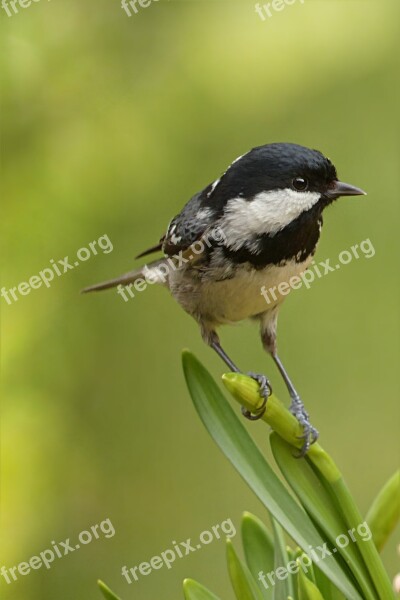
[81,258,167,294]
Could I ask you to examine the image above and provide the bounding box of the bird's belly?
[172,259,312,325]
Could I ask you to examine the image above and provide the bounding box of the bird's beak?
[326,180,367,200]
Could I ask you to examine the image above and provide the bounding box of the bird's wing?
[161,152,252,257]
[136,176,224,259]
[162,192,207,255]
[139,190,215,258]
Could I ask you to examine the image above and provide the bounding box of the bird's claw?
[289,396,319,457]
[241,372,272,421]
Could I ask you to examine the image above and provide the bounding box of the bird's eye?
[292,177,308,191]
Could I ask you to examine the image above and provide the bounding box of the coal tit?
[83,142,366,455]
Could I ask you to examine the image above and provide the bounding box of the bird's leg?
[211,338,271,420]
[271,352,319,456]
[209,338,240,373]
[205,330,272,421]
[260,311,318,456]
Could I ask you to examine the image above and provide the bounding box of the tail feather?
[135,242,163,259]
[81,259,166,294]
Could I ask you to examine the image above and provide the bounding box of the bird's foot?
[241,372,272,421]
[289,395,319,457]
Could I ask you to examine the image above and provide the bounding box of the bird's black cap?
[204,142,365,209]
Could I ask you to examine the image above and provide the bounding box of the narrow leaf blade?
[271,519,293,600]
[183,578,221,600]
[227,538,263,600]
[366,470,400,552]
[97,580,122,600]
[297,566,324,600]
[241,512,275,600]
[313,567,346,600]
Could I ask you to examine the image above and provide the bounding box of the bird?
[82,142,366,455]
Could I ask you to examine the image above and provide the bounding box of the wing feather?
[162,191,216,256]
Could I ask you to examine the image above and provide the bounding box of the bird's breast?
[169,258,313,325]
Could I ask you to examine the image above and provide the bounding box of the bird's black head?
[249,143,338,199]
[205,142,366,214]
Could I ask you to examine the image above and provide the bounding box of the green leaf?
[241,512,275,600]
[326,476,395,599]
[271,519,294,600]
[366,470,400,552]
[183,578,221,600]
[97,580,122,600]
[182,352,363,600]
[270,434,375,600]
[297,565,324,600]
[227,538,263,600]
[313,567,346,600]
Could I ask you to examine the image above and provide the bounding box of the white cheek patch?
[220,188,321,249]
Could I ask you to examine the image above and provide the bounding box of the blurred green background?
[2,0,399,598]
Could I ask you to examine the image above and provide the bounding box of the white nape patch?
[220,188,321,250]
[206,152,250,199]
[230,152,247,166]
[207,179,220,198]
